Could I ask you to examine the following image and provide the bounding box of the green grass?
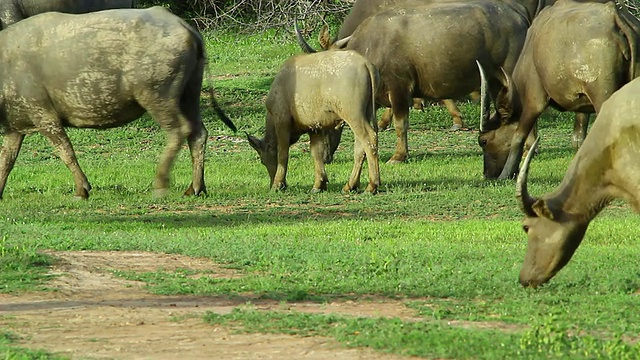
[0,331,63,360]
[1,29,639,358]
[0,236,53,293]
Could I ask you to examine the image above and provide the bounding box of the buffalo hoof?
[386,158,405,165]
[342,184,358,193]
[449,124,462,131]
[310,187,325,194]
[365,184,378,194]
[271,182,287,192]
[152,188,169,198]
[183,185,206,197]
[73,188,90,200]
[497,172,517,181]
[377,121,391,131]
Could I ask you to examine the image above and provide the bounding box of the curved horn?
[476,60,490,132]
[332,35,353,49]
[516,136,540,216]
[294,19,317,54]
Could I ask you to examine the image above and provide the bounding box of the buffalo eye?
[522,225,529,233]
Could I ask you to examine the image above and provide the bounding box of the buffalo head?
[247,134,282,190]
[476,62,521,179]
[516,137,588,288]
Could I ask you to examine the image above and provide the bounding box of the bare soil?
[0,251,422,360]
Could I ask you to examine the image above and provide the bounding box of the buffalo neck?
[545,139,614,224]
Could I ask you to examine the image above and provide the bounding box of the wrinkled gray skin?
[480,0,640,180]
[319,1,532,164]
[247,50,380,193]
[0,7,237,199]
[516,76,640,288]
[0,0,136,28]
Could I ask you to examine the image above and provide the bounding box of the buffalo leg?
[0,132,25,199]
[344,138,365,192]
[39,126,91,199]
[180,64,209,196]
[272,124,291,191]
[183,119,208,196]
[572,112,590,150]
[498,106,545,180]
[154,120,188,197]
[442,99,464,131]
[378,108,393,131]
[322,127,343,164]
[309,133,329,192]
[380,98,423,131]
[387,91,411,164]
[344,119,380,193]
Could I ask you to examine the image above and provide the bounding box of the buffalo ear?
[318,25,332,50]
[246,134,263,152]
[495,67,516,123]
[495,88,513,123]
[532,199,556,220]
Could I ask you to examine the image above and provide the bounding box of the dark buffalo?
[479,0,640,179]
[516,75,640,288]
[302,1,532,164]
[0,7,236,199]
[0,0,136,28]
[343,0,545,35]
[313,0,484,134]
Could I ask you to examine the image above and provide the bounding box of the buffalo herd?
[0,0,639,287]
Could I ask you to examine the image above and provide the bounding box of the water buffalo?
[516,75,640,288]
[247,50,380,193]
[323,26,470,134]
[300,1,531,164]
[0,7,237,199]
[479,0,640,180]
[329,0,544,41]
[0,0,136,28]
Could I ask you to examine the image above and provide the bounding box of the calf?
[248,50,380,193]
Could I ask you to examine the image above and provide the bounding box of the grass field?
[1,29,639,359]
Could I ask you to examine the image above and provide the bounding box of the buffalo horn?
[516,136,540,216]
[333,35,353,49]
[294,20,317,54]
[476,60,490,132]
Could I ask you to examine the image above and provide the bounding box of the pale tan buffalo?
[248,49,380,193]
[517,76,640,288]
[0,7,236,199]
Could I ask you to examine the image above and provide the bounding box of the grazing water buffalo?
[301,1,531,164]
[247,50,380,193]
[516,76,640,288]
[0,7,237,199]
[479,0,640,180]
[0,0,136,28]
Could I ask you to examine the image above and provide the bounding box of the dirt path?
[0,251,421,359]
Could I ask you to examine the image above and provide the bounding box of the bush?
[136,0,351,31]
[136,0,640,32]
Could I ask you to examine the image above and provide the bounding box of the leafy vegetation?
[0,236,53,293]
[1,30,639,359]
